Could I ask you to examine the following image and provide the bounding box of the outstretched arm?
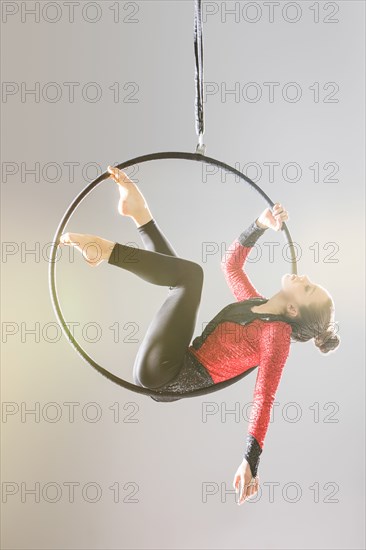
[221,218,268,301]
[244,322,292,477]
[232,203,291,504]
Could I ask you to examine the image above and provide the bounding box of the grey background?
[1,1,365,549]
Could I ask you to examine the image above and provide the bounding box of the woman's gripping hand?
[256,203,289,232]
[233,459,260,505]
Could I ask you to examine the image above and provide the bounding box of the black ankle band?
[137,219,156,231]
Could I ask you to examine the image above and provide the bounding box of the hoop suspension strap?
[194,0,206,154]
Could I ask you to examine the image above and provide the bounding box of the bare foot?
[59,233,114,267]
[107,166,153,227]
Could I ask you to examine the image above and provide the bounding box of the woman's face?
[281,273,330,309]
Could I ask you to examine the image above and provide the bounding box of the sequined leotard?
[188,220,293,477]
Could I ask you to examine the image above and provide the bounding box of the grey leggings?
[107,219,204,389]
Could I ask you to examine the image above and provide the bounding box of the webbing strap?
[194,0,206,154]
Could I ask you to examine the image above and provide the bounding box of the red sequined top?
[188,220,292,467]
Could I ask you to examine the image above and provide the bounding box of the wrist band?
[244,434,262,477]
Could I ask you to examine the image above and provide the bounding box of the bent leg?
[137,218,178,257]
[133,263,204,388]
[109,206,207,387]
[137,217,178,291]
[108,242,198,288]
[107,244,204,387]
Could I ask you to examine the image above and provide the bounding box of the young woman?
[60,166,340,505]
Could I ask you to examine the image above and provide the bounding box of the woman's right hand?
[233,459,260,505]
[256,203,289,232]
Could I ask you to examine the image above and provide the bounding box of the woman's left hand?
[257,203,289,232]
[233,459,260,505]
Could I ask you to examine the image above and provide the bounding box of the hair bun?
[315,329,340,354]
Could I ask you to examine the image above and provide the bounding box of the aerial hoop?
[48,151,298,399]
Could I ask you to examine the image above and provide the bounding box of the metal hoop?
[48,151,298,398]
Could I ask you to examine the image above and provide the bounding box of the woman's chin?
[281,273,296,290]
